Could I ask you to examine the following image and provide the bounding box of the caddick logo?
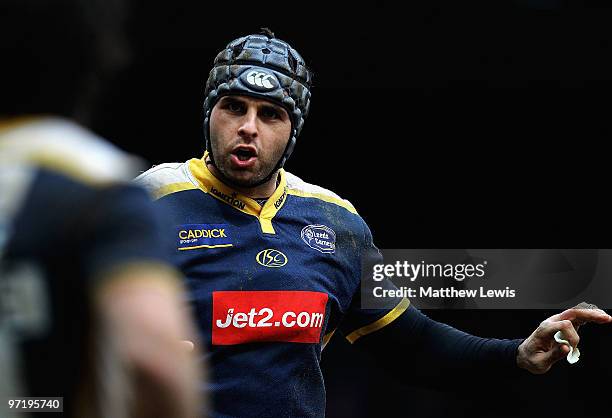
[256,249,287,268]
[242,69,277,91]
[176,223,233,251]
[301,225,336,254]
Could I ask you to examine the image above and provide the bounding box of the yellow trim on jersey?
[178,243,234,251]
[188,157,261,216]
[152,182,198,200]
[259,169,288,234]
[0,116,44,134]
[0,117,129,186]
[0,149,105,186]
[286,189,357,214]
[187,155,288,235]
[322,329,336,350]
[345,298,410,344]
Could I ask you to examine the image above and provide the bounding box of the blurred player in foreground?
[136,29,612,417]
[0,1,202,417]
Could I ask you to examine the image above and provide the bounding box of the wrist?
[516,340,537,373]
[516,341,528,370]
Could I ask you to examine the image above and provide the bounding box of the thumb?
[544,343,570,365]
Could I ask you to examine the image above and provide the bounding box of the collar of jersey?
[187,154,288,234]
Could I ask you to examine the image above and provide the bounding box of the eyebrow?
[220,96,287,116]
[260,103,284,113]
[220,96,243,104]
[260,102,289,119]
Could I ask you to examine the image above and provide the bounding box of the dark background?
[87,1,612,417]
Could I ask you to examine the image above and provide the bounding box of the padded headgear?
[203,29,312,179]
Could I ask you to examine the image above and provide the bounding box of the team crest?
[301,224,336,254]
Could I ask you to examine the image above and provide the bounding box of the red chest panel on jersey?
[212,291,329,345]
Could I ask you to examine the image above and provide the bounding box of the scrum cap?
[203,28,312,173]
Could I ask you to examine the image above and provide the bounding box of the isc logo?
[256,249,287,268]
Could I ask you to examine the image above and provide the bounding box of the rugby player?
[0,1,201,416]
[136,29,612,417]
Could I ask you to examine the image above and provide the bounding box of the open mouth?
[232,146,257,161]
[229,146,258,168]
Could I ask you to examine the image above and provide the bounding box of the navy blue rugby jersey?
[136,154,408,418]
[0,118,176,415]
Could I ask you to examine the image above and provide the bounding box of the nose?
[237,108,258,141]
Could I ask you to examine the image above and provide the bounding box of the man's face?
[209,95,292,187]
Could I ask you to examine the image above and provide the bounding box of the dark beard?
[219,165,276,188]
[212,152,280,189]
[209,135,289,188]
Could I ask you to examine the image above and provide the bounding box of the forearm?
[93,265,203,418]
[416,312,523,372]
[355,305,523,375]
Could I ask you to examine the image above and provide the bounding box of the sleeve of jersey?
[338,220,410,344]
[79,184,177,282]
[353,305,524,376]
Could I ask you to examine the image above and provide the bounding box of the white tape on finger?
[554,331,580,364]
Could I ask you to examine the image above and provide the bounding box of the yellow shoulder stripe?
[13,151,106,186]
[345,298,410,344]
[322,329,336,350]
[287,189,357,214]
[152,182,197,200]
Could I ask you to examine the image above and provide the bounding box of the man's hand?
[517,303,612,374]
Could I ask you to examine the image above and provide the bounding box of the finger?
[575,306,611,328]
[571,301,608,321]
[553,320,580,348]
[551,308,612,324]
[538,319,580,348]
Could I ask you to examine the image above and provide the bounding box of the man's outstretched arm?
[350,301,611,376]
[351,303,523,376]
